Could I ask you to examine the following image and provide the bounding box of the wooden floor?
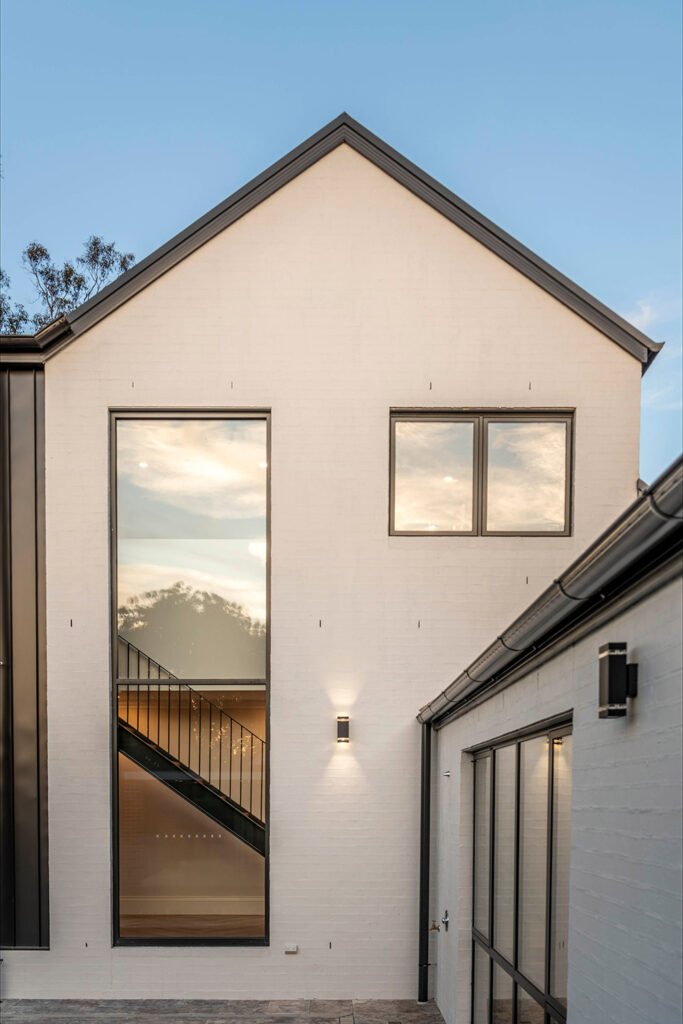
[119,914,266,938]
[2,999,446,1023]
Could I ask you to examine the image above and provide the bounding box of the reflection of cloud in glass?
[117,419,267,532]
[395,421,474,531]
[486,422,566,531]
[116,419,268,678]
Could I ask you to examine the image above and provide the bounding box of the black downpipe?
[418,722,432,1002]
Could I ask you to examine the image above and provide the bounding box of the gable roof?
[1,113,663,369]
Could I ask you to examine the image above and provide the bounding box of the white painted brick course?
[4,143,644,998]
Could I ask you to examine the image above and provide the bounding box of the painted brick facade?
[3,143,644,998]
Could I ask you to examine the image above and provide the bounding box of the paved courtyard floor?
[1,1000,445,1024]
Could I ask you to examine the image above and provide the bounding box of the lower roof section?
[417,454,683,728]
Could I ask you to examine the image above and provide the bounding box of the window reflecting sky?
[486,421,567,532]
[117,419,267,678]
[394,421,474,532]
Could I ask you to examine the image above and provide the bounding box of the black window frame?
[109,408,271,948]
[389,409,574,537]
[471,714,573,1024]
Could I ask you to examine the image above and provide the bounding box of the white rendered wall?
[4,143,643,998]
[431,576,683,1024]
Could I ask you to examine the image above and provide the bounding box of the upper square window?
[390,411,572,536]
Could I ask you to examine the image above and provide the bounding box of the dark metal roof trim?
[417,454,683,726]
[0,113,662,367]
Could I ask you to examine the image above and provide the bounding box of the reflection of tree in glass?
[118,581,265,679]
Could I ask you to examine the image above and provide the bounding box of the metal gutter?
[417,455,683,726]
[0,114,662,369]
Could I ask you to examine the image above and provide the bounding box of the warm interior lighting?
[336,715,350,743]
[442,476,454,483]
[258,461,268,469]
[427,525,436,531]
[138,461,148,469]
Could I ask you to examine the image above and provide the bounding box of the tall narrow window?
[112,412,269,945]
[471,720,572,1023]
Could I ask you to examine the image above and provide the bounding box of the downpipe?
[417,722,432,1002]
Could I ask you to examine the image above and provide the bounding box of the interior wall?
[118,754,264,917]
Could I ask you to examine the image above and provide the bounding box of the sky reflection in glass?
[116,418,267,679]
[486,421,567,532]
[394,420,474,532]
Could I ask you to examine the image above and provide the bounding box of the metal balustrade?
[117,637,265,825]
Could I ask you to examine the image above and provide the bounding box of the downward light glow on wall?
[336,715,350,743]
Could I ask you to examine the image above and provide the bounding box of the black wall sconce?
[336,715,350,743]
[599,642,638,718]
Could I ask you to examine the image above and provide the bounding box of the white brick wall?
[3,143,644,998]
[432,575,683,1024]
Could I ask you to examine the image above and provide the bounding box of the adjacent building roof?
[0,114,663,369]
[417,455,683,728]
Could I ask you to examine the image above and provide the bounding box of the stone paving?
[0,999,445,1024]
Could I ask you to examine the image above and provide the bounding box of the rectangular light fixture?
[336,715,350,743]
[599,642,638,718]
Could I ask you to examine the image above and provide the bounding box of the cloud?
[625,300,658,332]
[623,291,682,335]
[486,422,566,531]
[394,421,474,530]
[117,418,267,523]
[394,420,567,532]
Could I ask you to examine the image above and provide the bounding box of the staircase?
[117,637,266,856]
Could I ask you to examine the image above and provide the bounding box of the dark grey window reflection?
[493,744,516,960]
[116,418,267,680]
[550,735,572,1007]
[393,420,474,532]
[486,421,567,533]
[474,754,491,936]
[518,736,548,990]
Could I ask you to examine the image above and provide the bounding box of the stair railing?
[117,638,265,825]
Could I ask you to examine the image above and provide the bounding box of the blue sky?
[1,0,680,480]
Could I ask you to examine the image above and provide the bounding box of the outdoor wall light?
[599,642,638,718]
[336,715,350,743]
